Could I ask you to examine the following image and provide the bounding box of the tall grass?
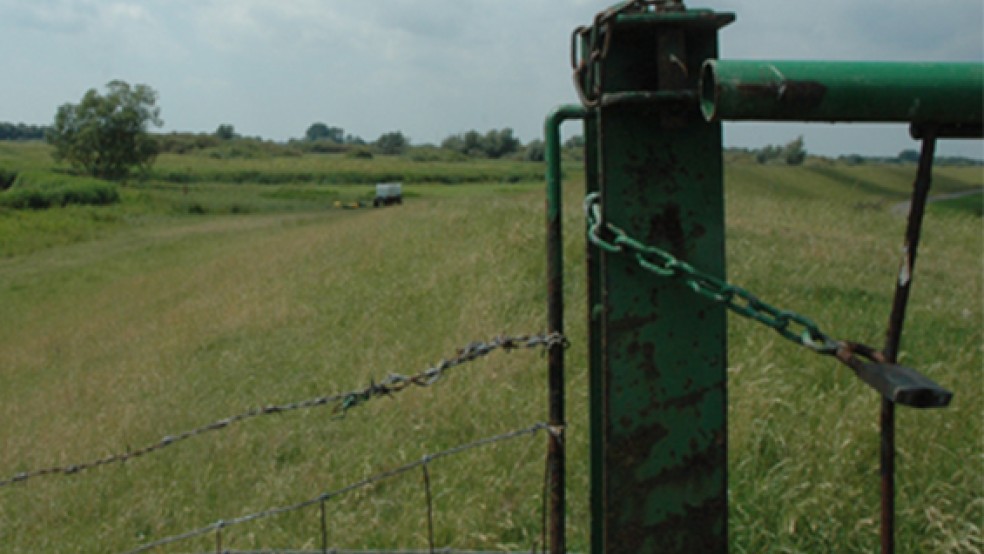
[0,147,979,552]
[0,171,119,210]
[724,162,982,553]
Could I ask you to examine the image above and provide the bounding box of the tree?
[563,134,585,149]
[47,80,162,180]
[440,128,521,158]
[0,122,48,141]
[755,144,782,164]
[305,122,344,143]
[375,131,408,155]
[523,139,545,162]
[214,124,236,140]
[482,128,520,158]
[782,136,807,165]
[898,149,920,163]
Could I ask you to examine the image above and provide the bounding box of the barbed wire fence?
[1,333,568,553]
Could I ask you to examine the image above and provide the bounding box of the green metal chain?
[585,192,841,355]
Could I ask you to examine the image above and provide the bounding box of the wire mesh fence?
[0,333,568,553]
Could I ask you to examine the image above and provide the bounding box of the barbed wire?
[0,333,567,489]
[122,422,553,554]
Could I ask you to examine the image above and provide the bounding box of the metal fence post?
[545,104,587,554]
[575,5,734,552]
[879,130,937,554]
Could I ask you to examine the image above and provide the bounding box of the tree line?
[0,122,49,141]
[5,78,552,181]
[13,79,980,183]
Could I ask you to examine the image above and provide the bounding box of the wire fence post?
[879,129,937,554]
[320,497,328,554]
[421,459,436,554]
[545,104,587,554]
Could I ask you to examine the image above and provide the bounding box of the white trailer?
[373,182,402,207]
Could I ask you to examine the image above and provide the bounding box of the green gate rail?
[700,60,984,125]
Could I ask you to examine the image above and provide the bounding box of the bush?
[407,146,467,162]
[0,166,16,191]
[299,140,348,154]
[0,171,119,209]
[345,147,374,159]
[158,133,222,154]
[522,140,545,162]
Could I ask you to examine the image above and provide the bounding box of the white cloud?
[0,0,979,155]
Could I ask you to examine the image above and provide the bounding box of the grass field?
[0,143,980,552]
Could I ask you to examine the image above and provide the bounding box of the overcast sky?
[1,0,982,157]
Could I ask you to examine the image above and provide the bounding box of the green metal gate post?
[574,4,735,552]
[557,3,979,553]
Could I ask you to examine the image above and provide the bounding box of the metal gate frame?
[544,2,982,553]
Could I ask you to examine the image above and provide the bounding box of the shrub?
[298,140,348,154]
[0,166,16,191]
[408,146,467,162]
[0,171,119,209]
[346,147,374,159]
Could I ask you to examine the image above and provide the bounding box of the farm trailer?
[373,182,403,207]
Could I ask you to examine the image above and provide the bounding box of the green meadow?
[0,142,980,552]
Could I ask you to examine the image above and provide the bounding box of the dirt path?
[890,188,983,215]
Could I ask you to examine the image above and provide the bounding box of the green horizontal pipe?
[700,60,983,124]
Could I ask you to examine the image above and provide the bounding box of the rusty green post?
[574,4,734,552]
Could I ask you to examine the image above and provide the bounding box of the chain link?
[585,192,841,354]
[572,0,686,106]
[0,333,567,489]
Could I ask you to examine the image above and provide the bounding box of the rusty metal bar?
[587,7,732,552]
[544,104,587,554]
[700,60,983,123]
[878,129,937,554]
